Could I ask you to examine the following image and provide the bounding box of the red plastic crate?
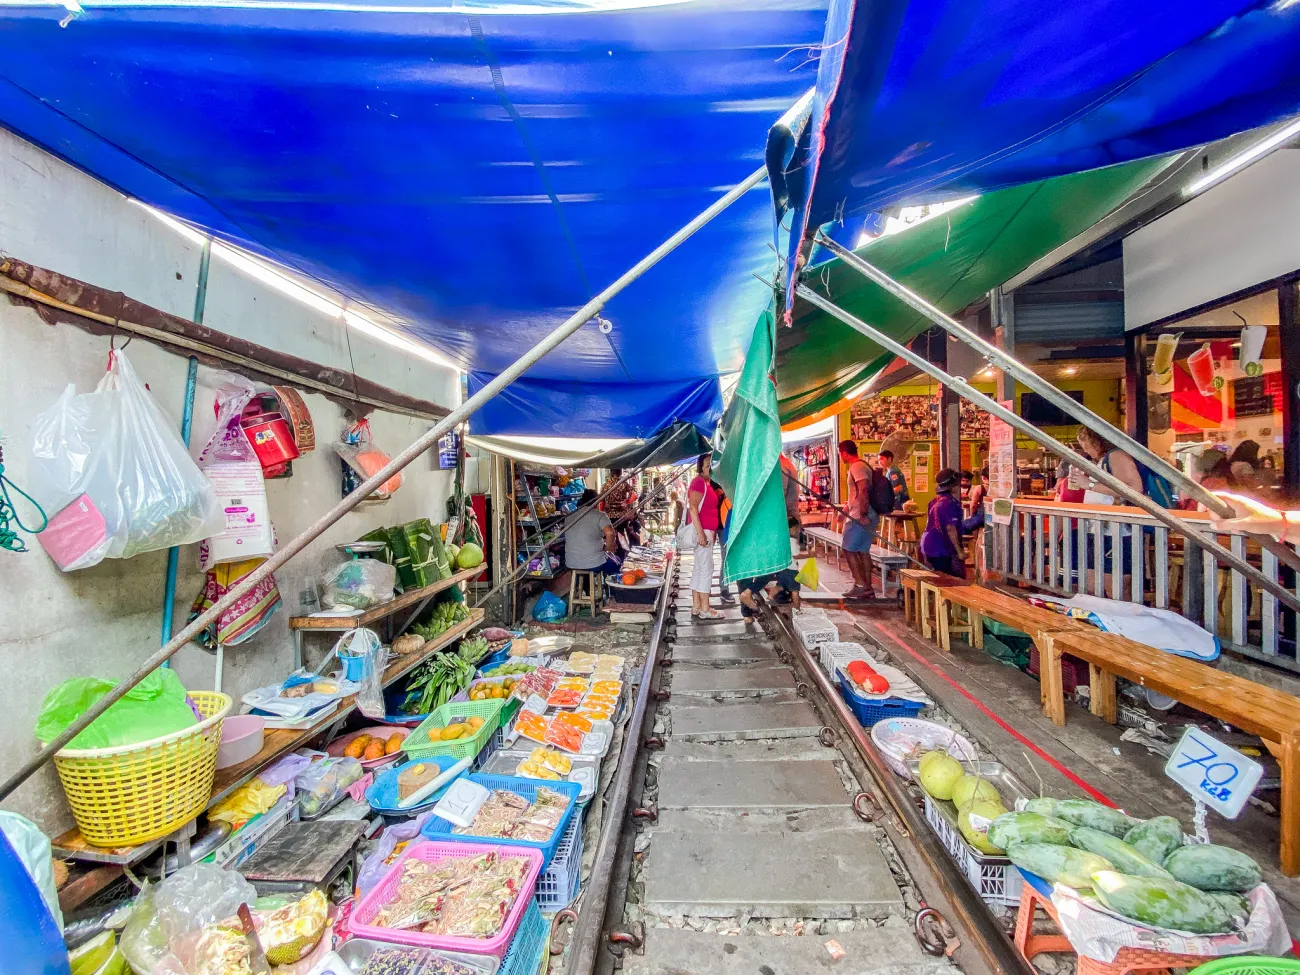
[1028,646,1089,694]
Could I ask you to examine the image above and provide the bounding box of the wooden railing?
[989,499,1298,671]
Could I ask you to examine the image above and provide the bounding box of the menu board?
[987,401,1016,499]
[1233,374,1278,419]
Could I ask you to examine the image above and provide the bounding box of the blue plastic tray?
[366,756,467,814]
[838,674,925,728]
[420,773,582,869]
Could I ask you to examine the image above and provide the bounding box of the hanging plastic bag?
[195,372,274,569]
[333,418,403,499]
[327,627,389,720]
[794,556,820,591]
[533,590,567,622]
[34,668,197,750]
[321,558,396,611]
[29,350,222,570]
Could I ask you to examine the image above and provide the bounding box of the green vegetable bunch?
[401,652,475,715]
[411,600,470,642]
[457,635,491,665]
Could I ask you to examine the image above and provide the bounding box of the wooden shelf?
[289,566,479,631]
[53,607,485,865]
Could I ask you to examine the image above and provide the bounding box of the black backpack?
[868,467,895,515]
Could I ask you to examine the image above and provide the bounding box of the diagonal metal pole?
[797,285,1300,618]
[812,231,1236,520]
[0,164,769,803]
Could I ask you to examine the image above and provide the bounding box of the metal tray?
[478,747,600,801]
[335,937,499,975]
[905,760,1033,864]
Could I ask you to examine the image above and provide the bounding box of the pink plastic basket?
[349,840,543,958]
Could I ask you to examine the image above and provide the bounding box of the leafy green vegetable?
[401,652,475,715]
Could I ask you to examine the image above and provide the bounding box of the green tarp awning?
[719,157,1170,585]
[777,157,1170,423]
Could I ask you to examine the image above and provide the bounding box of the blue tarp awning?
[0,0,827,437]
[782,0,1300,292]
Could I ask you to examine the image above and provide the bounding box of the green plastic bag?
[35,669,197,750]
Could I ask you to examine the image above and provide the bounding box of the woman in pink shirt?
[687,453,723,619]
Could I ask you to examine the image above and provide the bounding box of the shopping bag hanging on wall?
[29,350,222,570]
[333,418,403,501]
[195,372,275,569]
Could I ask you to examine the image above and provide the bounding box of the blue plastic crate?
[479,645,512,671]
[837,674,925,728]
[500,901,548,975]
[535,809,583,912]
[421,774,582,869]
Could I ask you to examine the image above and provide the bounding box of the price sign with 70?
[1163,726,1263,820]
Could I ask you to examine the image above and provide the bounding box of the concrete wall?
[0,129,462,834]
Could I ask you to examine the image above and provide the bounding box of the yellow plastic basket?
[53,690,232,848]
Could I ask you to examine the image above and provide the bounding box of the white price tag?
[1164,726,1263,820]
[524,694,548,716]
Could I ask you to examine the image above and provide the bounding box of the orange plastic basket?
[53,691,231,847]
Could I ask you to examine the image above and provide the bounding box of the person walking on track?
[686,453,724,619]
[837,439,880,600]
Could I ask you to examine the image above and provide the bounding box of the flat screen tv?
[1020,390,1085,427]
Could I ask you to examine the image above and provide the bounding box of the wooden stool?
[1013,884,1215,975]
[901,569,938,628]
[568,569,602,618]
[918,580,945,642]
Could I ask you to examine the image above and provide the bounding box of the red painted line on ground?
[861,618,1118,808]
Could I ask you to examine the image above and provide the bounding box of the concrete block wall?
[0,129,463,834]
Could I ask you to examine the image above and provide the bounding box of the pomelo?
[918,750,964,801]
[951,773,1002,810]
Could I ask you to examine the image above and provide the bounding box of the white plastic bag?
[120,863,256,974]
[195,373,274,568]
[321,558,396,610]
[30,351,222,570]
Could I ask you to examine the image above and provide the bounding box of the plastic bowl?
[216,715,265,769]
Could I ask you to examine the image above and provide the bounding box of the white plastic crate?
[818,641,872,679]
[473,725,507,771]
[793,614,839,649]
[534,809,583,911]
[922,795,1023,907]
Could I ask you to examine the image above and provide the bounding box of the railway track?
[558,550,1037,975]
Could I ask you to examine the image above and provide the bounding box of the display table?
[53,607,484,866]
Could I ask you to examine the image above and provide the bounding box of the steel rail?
[811,231,1236,520]
[564,547,675,975]
[762,605,1037,975]
[0,164,769,802]
[797,284,1300,618]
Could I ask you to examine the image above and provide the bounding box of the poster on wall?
[912,443,932,494]
[850,394,938,440]
[988,401,1015,499]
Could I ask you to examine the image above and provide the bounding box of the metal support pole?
[796,285,1300,618]
[813,232,1235,519]
[160,238,210,647]
[0,164,769,803]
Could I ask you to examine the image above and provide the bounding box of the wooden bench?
[805,526,845,568]
[932,584,1090,657]
[901,568,940,626]
[917,574,971,641]
[1039,628,1300,876]
[869,545,909,598]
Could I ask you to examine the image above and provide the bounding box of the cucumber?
[1023,797,1058,817]
[1124,816,1184,864]
[1068,826,1173,880]
[987,812,1073,851]
[1090,870,1235,934]
[1006,843,1113,889]
[1163,844,1262,893]
[1052,799,1140,838]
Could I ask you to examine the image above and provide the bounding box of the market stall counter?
[52,607,484,867]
